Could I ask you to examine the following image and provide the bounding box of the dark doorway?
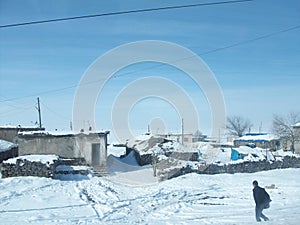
[92,143,100,165]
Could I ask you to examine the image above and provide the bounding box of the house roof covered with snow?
[234,133,278,142]
[0,125,45,130]
[293,122,300,128]
[126,134,193,155]
[18,130,109,137]
[0,139,18,152]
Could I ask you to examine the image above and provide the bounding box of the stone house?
[16,131,109,167]
[0,125,45,142]
[234,133,279,151]
[159,132,208,145]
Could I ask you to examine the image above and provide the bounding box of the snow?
[3,154,59,165]
[106,152,158,185]
[0,125,39,129]
[293,122,300,127]
[273,149,295,157]
[0,139,17,152]
[18,130,109,136]
[56,165,91,172]
[107,144,126,157]
[0,168,299,224]
[127,134,193,156]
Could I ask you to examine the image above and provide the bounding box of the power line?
[200,25,300,55]
[112,24,300,78]
[0,0,253,28]
[41,102,71,121]
[0,23,298,104]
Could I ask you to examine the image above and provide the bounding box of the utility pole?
[181,118,184,145]
[259,122,262,133]
[37,97,42,129]
[147,124,150,134]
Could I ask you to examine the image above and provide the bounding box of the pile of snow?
[3,154,59,165]
[107,144,126,157]
[196,143,221,164]
[0,139,17,152]
[107,152,140,173]
[107,151,158,185]
[273,149,296,157]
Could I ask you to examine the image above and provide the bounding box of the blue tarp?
[231,148,247,161]
[231,148,239,160]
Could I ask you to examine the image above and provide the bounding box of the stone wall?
[158,156,300,181]
[201,156,300,175]
[1,158,59,178]
[1,156,89,179]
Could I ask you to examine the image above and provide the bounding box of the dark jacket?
[253,186,270,206]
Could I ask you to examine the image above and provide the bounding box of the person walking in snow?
[252,180,271,222]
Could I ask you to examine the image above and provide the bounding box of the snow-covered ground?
[0,168,299,225]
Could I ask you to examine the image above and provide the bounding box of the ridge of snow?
[3,154,59,165]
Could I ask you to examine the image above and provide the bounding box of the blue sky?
[0,0,299,141]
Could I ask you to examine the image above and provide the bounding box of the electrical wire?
[0,23,299,104]
[0,0,253,28]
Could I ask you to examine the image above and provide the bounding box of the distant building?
[293,122,300,154]
[233,133,279,151]
[158,132,208,145]
[16,131,109,167]
[0,125,45,142]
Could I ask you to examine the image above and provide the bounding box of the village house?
[0,125,45,142]
[293,122,300,154]
[234,133,279,151]
[158,132,208,145]
[16,130,109,168]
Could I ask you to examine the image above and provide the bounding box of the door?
[92,143,100,165]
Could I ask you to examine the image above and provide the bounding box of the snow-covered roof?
[293,122,300,128]
[18,130,109,137]
[235,133,278,142]
[0,139,18,152]
[127,134,192,155]
[3,154,59,165]
[0,125,43,129]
